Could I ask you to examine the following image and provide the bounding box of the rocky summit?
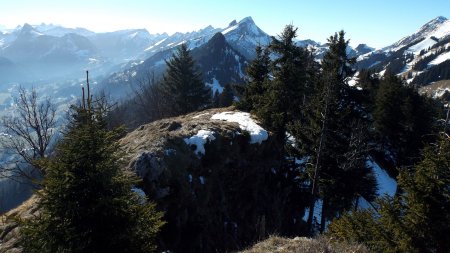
[1,107,302,253]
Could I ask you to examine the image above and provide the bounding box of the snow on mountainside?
[222,17,271,59]
[143,17,271,60]
[356,16,450,89]
[383,16,450,52]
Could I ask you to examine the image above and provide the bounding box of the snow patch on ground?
[211,112,268,144]
[184,130,216,156]
[367,159,397,197]
[192,112,210,119]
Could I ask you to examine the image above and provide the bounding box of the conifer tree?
[292,31,376,233]
[256,25,315,144]
[161,43,211,116]
[237,45,271,111]
[373,71,438,167]
[20,85,164,252]
[329,136,450,253]
[218,84,234,107]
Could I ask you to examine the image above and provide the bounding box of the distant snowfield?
[211,111,268,144]
[430,19,450,38]
[407,37,437,55]
[429,50,450,65]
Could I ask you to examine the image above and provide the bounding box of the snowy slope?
[356,16,450,87]
[384,16,450,52]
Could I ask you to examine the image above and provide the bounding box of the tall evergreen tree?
[373,71,438,167]
[237,45,271,111]
[161,44,211,116]
[256,25,315,145]
[20,92,164,252]
[292,31,376,233]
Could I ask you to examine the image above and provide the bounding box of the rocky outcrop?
[1,107,305,253]
[119,107,297,253]
[0,196,38,253]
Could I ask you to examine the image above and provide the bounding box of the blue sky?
[0,0,449,48]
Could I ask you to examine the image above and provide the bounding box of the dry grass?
[239,235,371,253]
[0,195,38,253]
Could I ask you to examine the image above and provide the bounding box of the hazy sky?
[1,0,449,48]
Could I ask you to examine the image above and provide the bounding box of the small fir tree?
[20,91,164,253]
[161,43,211,116]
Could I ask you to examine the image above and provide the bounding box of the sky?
[0,0,449,48]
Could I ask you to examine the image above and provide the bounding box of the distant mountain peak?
[228,20,237,27]
[384,16,450,52]
[18,23,42,38]
[430,16,448,24]
[418,16,449,33]
[199,25,215,33]
[239,16,254,24]
[21,23,34,31]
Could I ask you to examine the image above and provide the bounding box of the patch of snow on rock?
[184,130,216,156]
[192,112,210,119]
[211,111,268,144]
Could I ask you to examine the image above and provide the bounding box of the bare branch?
[0,86,57,180]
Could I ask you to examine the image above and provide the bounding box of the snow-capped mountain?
[221,17,271,59]
[33,23,96,37]
[142,25,221,57]
[0,24,104,81]
[383,16,450,52]
[356,16,450,87]
[143,17,271,60]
